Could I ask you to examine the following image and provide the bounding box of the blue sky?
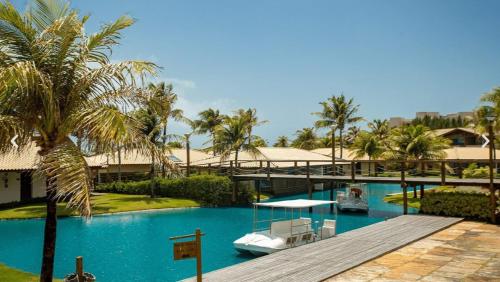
[15,0,500,147]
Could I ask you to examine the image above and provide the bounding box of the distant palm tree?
[368,119,390,140]
[351,131,383,175]
[251,136,268,147]
[274,136,289,147]
[313,94,362,160]
[214,115,259,164]
[384,125,450,161]
[237,108,268,146]
[345,126,361,146]
[196,108,226,155]
[291,128,319,150]
[0,1,163,280]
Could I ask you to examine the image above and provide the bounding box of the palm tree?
[351,131,383,175]
[368,119,390,140]
[214,115,259,165]
[251,136,267,147]
[291,128,319,150]
[313,94,362,160]
[274,136,289,147]
[196,108,226,155]
[0,1,166,280]
[384,125,451,161]
[237,108,268,146]
[345,126,361,146]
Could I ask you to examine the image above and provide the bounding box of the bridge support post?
[401,161,408,215]
[330,181,334,213]
[351,161,356,182]
[230,161,235,204]
[307,161,312,213]
[420,184,424,199]
[256,180,261,203]
[440,161,446,186]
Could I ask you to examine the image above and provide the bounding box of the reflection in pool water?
[0,183,416,281]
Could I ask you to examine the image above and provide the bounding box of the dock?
[184,215,462,282]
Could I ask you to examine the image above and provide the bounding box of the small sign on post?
[170,229,204,282]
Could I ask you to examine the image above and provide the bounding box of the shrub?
[463,163,492,179]
[95,175,253,206]
[420,190,491,221]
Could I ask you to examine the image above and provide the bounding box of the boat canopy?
[254,199,337,208]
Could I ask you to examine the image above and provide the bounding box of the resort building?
[0,144,47,204]
[433,127,482,146]
[388,111,473,127]
[85,148,212,182]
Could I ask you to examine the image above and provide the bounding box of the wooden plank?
[183,215,462,282]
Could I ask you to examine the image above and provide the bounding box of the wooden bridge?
[183,215,462,282]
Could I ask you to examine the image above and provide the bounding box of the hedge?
[95,175,253,206]
[420,191,491,221]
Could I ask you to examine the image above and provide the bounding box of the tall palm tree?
[313,94,362,160]
[274,136,289,147]
[0,1,167,280]
[237,108,268,146]
[291,128,319,150]
[196,108,225,155]
[383,125,451,161]
[351,131,383,175]
[214,114,259,165]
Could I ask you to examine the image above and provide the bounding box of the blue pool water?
[0,183,416,281]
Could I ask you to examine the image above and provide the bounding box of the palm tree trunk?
[339,130,344,159]
[40,189,57,282]
[117,144,122,182]
[212,132,216,156]
[331,130,336,176]
[162,125,167,177]
[368,156,371,176]
[247,129,252,147]
[150,151,156,198]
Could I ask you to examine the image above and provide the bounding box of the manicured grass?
[0,193,200,220]
[383,186,488,209]
[0,263,62,281]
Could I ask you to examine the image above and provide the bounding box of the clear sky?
[14,0,500,147]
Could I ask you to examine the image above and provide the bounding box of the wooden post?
[440,161,446,185]
[186,136,191,177]
[195,229,202,282]
[488,123,497,224]
[420,184,425,199]
[230,161,235,203]
[208,163,211,175]
[294,161,298,175]
[307,161,312,213]
[351,161,356,182]
[76,256,83,282]
[401,161,408,215]
[256,180,261,203]
[266,161,270,181]
[413,184,417,198]
[330,181,334,213]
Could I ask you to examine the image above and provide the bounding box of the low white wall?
[0,172,21,203]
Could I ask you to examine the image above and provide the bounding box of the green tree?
[167,141,183,148]
[384,125,450,161]
[214,114,259,164]
[345,126,361,146]
[196,108,225,155]
[291,128,319,150]
[313,94,362,160]
[350,131,383,175]
[368,119,390,140]
[273,136,289,147]
[251,136,268,147]
[0,1,163,280]
[236,108,268,146]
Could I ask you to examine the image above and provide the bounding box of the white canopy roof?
[255,199,337,208]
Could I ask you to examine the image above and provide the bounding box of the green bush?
[95,175,253,206]
[463,163,492,179]
[420,190,491,221]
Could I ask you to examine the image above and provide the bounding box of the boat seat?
[301,233,312,242]
[320,219,336,239]
[286,235,298,245]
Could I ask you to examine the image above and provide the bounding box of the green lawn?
[383,186,488,209]
[0,193,200,220]
[0,263,62,281]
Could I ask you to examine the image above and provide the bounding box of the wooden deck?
[184,215,462,282]
[234,173,500,186]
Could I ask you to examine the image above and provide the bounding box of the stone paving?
[326,221,500,282]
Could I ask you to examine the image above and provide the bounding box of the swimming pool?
[0,183,416,281]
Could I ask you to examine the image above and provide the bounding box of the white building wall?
[0,172,21,203]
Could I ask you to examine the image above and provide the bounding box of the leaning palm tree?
[196,108,226,155]
[237,108,268,146]
[0,1,170,280]
[273,136,289,147]
[351,131,383,175]
[313,94,362,160]
[291,128,319,150]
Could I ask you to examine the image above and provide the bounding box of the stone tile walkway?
[326,221,500,282]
